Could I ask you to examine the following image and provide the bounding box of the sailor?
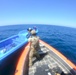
[33,26,37,30]
[27,28,32,32]
[28,30,40,66]
[27,28,32,38]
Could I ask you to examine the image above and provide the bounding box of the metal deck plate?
[34,65,55,75]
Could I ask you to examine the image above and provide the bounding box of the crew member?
[28,30,40,66]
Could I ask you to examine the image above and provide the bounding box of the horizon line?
[0,23,76,29]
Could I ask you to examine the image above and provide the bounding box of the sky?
[0,0,76,28]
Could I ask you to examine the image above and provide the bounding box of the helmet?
[27,28,32,31]
[31,30,36,35]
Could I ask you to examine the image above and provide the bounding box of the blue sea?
[0,24,76,75]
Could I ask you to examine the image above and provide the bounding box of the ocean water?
[0,24,76,74]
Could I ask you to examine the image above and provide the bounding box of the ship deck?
[28,43,72,75]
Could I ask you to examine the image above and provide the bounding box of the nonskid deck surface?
[28,43,72,75]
